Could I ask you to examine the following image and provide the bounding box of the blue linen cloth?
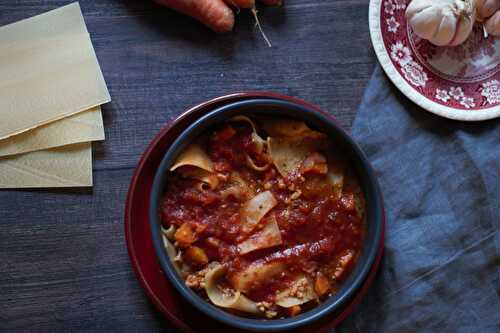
[338,65,500,333]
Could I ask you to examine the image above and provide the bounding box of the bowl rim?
[149,98,384,332]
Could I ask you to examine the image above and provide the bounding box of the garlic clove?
[450,15,474,45]
[477,0,500,20]
[475,0,487,19]
[410,6,442,40]
[406,0,434,19]
[431,13,457,46]
[485,11,500,35]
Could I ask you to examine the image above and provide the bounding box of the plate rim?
[369,0,500,121]
[124,92,386,332]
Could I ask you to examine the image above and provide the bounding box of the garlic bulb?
[476,0,500,35]
[475,0,500,20]
[485,11,500,34]
[406,0,476,46]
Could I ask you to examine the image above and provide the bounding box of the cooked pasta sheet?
[159,116,365,319]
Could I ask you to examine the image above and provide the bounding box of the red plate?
[124,92,385,333]
[370,0,500,121]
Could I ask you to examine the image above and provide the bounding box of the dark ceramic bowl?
[149,98,384,332]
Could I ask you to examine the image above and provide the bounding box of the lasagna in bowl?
[159,116,365,319]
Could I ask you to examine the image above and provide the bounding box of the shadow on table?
[92,102,114,163]
[13,187,93,195]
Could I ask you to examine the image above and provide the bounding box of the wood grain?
[0,0,376,331]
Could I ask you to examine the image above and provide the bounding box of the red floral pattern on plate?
[380,0,500,111]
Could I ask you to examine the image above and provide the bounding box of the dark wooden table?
[0,0,376,331]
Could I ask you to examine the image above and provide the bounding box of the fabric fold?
[338,65,500,333]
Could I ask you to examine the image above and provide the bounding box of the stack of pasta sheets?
[0,3,110,188]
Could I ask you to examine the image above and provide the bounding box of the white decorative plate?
[369,0,500,121]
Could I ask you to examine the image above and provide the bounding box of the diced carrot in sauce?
[287,305,301,317]
[314,273,331,297]
[334,250,354,279]
[174,223,197,248]
[184,246,209,267]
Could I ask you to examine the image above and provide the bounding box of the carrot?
[154,0,235,33]
[174,223,197,248]
[287,305,301,317]
[227,0,255,9]
[260,0,283,5]
[184,246,209,266]
[154,0,281,44]
[314,273,331,297]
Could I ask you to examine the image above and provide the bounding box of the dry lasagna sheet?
[0,2,87,44]
[0,2,110,140]
[0,142,93,188]
[0,107,104,157]
[0,3,110,188]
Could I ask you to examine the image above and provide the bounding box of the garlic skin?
[406,0,476,46]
